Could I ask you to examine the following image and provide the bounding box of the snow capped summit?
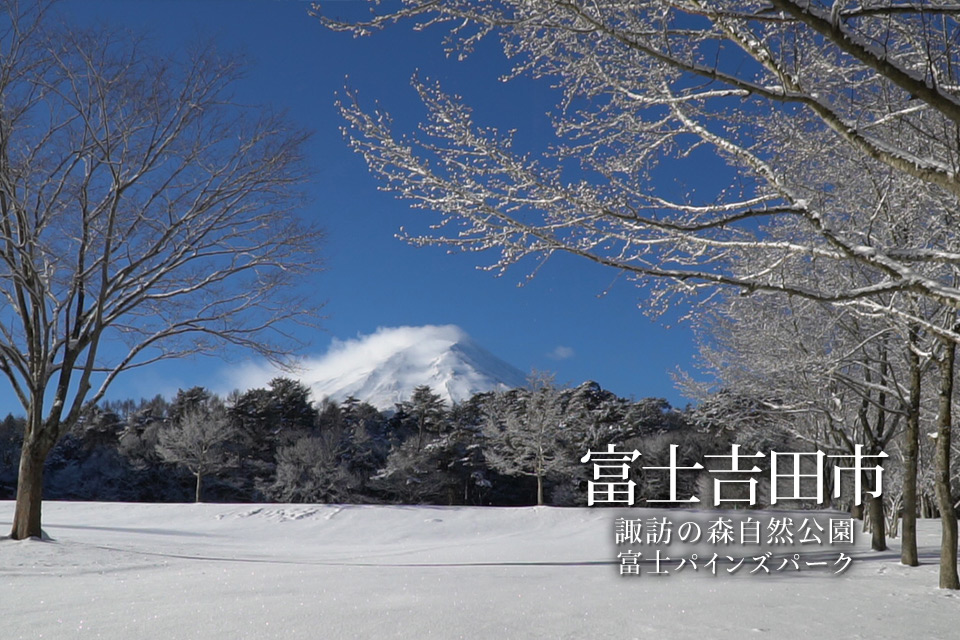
[305,325,526,409]
[228,325,527,410]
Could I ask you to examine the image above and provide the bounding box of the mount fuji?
[229,325,527,410]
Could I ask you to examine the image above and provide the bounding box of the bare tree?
[685,290,924,551]
[482,374,569,505]
[267,431,359,504]
[157,407,237,503]
[2,3,320,539]
[934,327,959,588]
[322,1,960,337]
[318,0,960,586]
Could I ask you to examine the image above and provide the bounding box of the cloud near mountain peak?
[221,325,525,409]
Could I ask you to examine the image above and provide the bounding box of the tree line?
[0,376,740,508]
[1,371,947,535]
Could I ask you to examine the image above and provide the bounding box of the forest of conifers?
[0,376,907,524]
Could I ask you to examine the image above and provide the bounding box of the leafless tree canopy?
[157,407,236,503]
[318,0,960,587]
[323,0,960,336]
[5,1,321,539]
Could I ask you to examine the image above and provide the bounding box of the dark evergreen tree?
[401,385,447,451]
[75,407,125,451]
[169,387,214,425]
[268,377,319,441]
[228,387,281,495]
[335,399,388,493]
[0,414,24,498]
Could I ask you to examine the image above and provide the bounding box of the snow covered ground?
[1,502,957,639]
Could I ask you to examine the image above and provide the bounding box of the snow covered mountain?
[295,325,527,410]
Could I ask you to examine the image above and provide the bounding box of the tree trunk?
[902,326,921,566]
[868,492,887,551]
[10,441,49,540]
[536,473,544,506]
[935,335,959,589]
[195,471,204,503]
[887,496,901,539]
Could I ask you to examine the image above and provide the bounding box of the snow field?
[1,502,958,639]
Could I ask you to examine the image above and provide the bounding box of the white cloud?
[216,324,471,398]
[547,345,575,360]
[217,324,528,410]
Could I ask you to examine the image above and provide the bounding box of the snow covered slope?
[1,502,956,639]
[300,325,527,409]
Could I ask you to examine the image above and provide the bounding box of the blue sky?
[57,0,700,408]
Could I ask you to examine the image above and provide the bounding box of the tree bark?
[536,473,543,506]
[902,326,921,566]
[195,471,204,503]
[935,334,959,589]
[10,441,50,540]
[868,492,887,552]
